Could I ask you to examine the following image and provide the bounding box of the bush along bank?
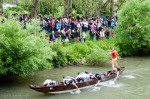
[50,38,117,67]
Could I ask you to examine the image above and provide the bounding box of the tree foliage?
[3,0,126,17]
[0,20,56,77]
[38,0,63,17]
[115,0,150,56]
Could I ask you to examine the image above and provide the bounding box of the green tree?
[115,0,127,11]
[38,0,63,17]
[115,0,150,56]
[0,20,56,77]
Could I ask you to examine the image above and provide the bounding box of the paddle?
[94,80,100,87]
[63,76,81,94]
[113,71,120,82]
[70,84,81,94]
[73,83,81,92]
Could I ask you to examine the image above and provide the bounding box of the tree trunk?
[0,0,3,13]
[110,0,114,17]
[64,0,68,17]
[97,0,103,16]
[31,0,39,18]
[68,0,72,17]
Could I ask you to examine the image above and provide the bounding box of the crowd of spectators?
[40,15,117,43]
[1,14,118,43]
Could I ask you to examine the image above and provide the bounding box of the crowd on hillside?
[39,15,118,43]
[1,14,118,43]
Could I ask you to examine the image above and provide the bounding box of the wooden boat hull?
[29,67,125,94]
[30,79,98,94]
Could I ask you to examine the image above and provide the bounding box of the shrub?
[65,42,91,64]
[50,40,68,67]
[85,41,112,66]
[0,20,56,77]
[115,0,150,56]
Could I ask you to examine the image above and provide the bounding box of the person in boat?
[42,79,57,86]
[94,73,104,81]
[86,72,104,81]
[110,47,118,69]
[85,72,101,86]
[76,72,96,82]
[63,76,79,90]
[85,71,98,79]
[104,67,120,77]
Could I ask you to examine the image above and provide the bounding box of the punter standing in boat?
[110,48,118,69]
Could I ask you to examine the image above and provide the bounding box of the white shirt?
[100,31,105,37]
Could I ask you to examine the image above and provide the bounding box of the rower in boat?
[107,68,120,76]
[94,68,120,81]
[63,76,79,90]
[85,71,97,79]
[94,73,104,81]
[76,72,96,82]
[42,79,57,86]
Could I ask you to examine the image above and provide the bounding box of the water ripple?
[122,75,135,79]
[70,89,81,94]
[88,87,101,92]
[100,81,124,88]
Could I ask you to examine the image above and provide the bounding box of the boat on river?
[29,67,125,94]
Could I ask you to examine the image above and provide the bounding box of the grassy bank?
[51,38,118,67]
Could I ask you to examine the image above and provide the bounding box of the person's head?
[76,77,81,82]
[112,68,118,73]
[85,71,89,74]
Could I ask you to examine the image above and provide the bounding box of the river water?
[0,57,150,99]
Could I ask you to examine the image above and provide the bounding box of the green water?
[0,57,150,99]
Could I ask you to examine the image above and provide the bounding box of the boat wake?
[122,75,135,79]
[70,89,81,94]
[88,86,102,92]
[99,80,124,88]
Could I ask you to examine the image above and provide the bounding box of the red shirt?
[111,50,118,59]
